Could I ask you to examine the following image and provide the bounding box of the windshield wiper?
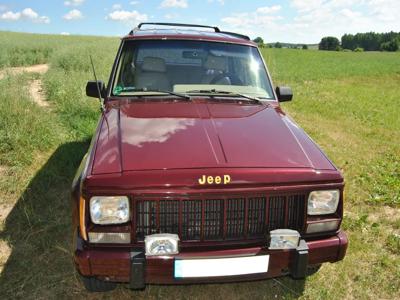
[185,89,261,103]
[116,87,191,100]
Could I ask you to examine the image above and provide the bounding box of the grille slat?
[135,193,305,241]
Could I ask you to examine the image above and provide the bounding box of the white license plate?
[174,255,269,278]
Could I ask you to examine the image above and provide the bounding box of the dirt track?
[0,64,49,107]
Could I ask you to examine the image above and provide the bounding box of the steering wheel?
[210,72,243,85]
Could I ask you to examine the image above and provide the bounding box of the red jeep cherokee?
[72,23,348,292]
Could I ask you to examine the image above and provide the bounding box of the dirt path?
[0,64,49,107]
[29,79,49,107]
[0,63,50,225]
[0,64,49,80]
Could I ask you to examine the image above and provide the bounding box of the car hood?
[91,100,335,174]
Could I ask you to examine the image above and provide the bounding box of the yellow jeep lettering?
[198,175,231,185]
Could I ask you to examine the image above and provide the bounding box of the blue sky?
[0,0,399,43]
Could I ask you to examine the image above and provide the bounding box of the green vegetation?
[0,31,399,299]
[318,36,340,51]
[341,31,400,52]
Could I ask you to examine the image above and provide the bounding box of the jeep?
[72,23,348,292]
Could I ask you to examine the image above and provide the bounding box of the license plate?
[174,255,269,278]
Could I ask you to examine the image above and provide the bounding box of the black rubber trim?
[130,252,146,289]
[290,239,309,279]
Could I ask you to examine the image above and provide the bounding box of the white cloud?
[0,8,50,23]
[222,7,283,29]
[63,9,83,20]
[160,0,188,9]
[256,5,281,14]
[64,0,84,6]
[0,11,21,21]
[61,32,70,35]
[221,0,400,43]
[290,0,322,12]
[106,10,148,26]
[164,13,179,20]
[208,0,224,4]
[112,4,122,10]
[130,1,139,5]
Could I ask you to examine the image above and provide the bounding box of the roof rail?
[135,22,220,32]
[219,31,250,41]
[129,22,250,41]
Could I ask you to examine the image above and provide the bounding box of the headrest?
[204,55,227,71]
[141,57,167,73]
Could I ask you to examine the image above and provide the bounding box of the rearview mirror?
[86,80,106,98]
[276,86,293,102]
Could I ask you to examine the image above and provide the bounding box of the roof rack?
[218,31,250,41]
[130,22,250,41]
[135,22,220,32]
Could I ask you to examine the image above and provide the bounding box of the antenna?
[89,55,105,111]
[89,55,109,133]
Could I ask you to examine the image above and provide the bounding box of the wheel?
[80,275,117,292]
[307,264,322,276]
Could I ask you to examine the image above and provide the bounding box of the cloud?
[106,10,148,26]
[160,0,188,9]
[64,0,84,6]
[221,0,400,43]
[0,11,20,21]
[222,6,283,29]
[290,0,323,12]
[112,4,122,10]
[164,13,179,20]
[61,32,70,35]
[256,5,281,14]
[207,0,224,4]
[63,9,83,20]
[0,8,50,23]
[130,1,139,5]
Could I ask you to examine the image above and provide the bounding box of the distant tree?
[274,42,282,48]
[380,39,399,52]
[319,37,340,51]
[302,44,308,50]
[341,31,400,51]
[253,37,264,47]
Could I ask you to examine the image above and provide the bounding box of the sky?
[0,0,399,43]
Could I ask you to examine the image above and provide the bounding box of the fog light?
[306,220,340,234]
[145,234,179,256]
[88,232,130,244]
[269,229,300,250]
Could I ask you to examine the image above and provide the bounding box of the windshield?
[112,40,274,99]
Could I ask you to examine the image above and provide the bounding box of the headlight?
[269,229,300,250]
[145,234,179,256]
[90,196,130,224]
[307,190,339,215]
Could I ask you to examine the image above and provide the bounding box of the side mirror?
[86,80,106,98]
[276,86,293,102]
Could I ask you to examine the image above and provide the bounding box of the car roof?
[122,23,257,47]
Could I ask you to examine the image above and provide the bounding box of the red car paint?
[72,25,347,289]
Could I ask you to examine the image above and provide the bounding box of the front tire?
[80,275,117,292]
[307,264,322,276]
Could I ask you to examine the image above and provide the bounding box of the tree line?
[319,31,399,52]
[252,37,309,49]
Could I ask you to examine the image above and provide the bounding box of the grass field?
[0,31,399,299]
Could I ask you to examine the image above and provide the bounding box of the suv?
[72,23,348,292]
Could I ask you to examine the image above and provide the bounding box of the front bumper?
[74,230,348,286]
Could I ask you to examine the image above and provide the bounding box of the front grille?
[135,193,306,241]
